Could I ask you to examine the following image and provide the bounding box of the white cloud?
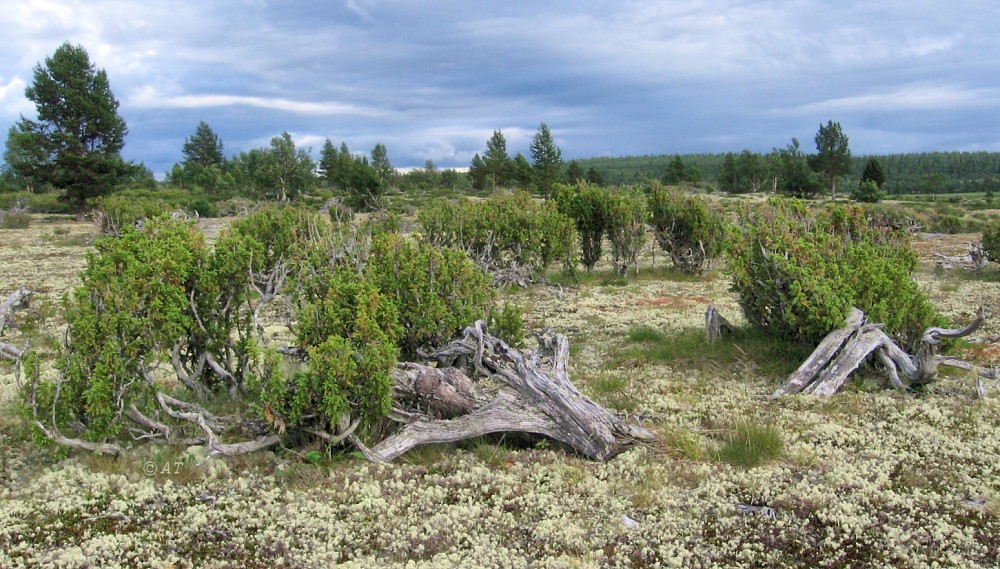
[785,84,1000,115]
[128,86,384,117]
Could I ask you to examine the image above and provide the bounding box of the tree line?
[3,42,999,217]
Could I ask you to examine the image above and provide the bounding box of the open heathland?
[2,212,1000,568]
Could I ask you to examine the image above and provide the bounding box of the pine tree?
[860,157,886,190]
[529,122,562,198]
[4,42,129,213]
[182,121,224,168]
[811,120,852,199]
[483,130,510,190]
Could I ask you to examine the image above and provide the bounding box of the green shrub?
[37,217,207,441]
[366,233,495,356]
[97,194,169,235]
[648,185,725,274]
[274,245,400,426]
[417,191,577,283]
[851,179,883,203]
[982,220,1000,263]
[488,300,525,348]
[0,191,73,214]
[604,187,647,276]
[553,181,608,271]
[726,198,941,347]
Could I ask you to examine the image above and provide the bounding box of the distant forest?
[575,151,1000,195]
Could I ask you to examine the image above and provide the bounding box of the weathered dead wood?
[774,306,994,397]
[1,288,33,361]
[33,422,123,456]
[771,308,866,398]
[0,287,32,334]
[361,322,655,462]
[935,244,989,271]
[705,304,735,344]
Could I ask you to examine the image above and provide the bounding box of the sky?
[1,0,999,177]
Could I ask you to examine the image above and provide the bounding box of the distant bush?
[417,191,577,284]
[648,185,725,274]
[97,195,169,235]
[0,191,72,214]
[851,179,883,203]
[982,220,1000,263]
[604,187,647,276]
[727,198,942,347]
[553,181,608,272]
[0,210,31,229]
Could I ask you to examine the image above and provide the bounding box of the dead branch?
[33,422,123,456]
[773,306,995,397]
[362,322,655,462]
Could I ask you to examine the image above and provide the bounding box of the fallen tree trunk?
[773,306,998,397]
[355,321,655,462]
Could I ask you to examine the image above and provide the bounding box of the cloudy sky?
[1,0,998,176]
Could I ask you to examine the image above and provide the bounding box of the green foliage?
[0,191,73,213]
[604,188,647,276]
[488,301,525,348]
[553,181,608,271]
[981,220,1000,263]
[714,419,783,467]
[417,191,577,282]
[366,233,494,356]
[860,157,886,189]
[811,120,852,199]
[772,139,822,198]
[5,42,130,214]
[483,130,511,191]
[726,198,941,347]
[40,217,206,441]
[274,253,399,426]
[851,179,883,203]
[648,185,725,274]
[530,122,563,198]
[97,194,169,235]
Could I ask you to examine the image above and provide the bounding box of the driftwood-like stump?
[1,287,32,361]
[773,306,997,397]
[351,321,655,462]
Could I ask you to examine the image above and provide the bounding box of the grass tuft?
[713,418,783,468]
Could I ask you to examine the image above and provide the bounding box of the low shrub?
[417,191,577,283]
[604,187,647,276]
[726,198,942,347]
[553,181,608,272]
[982,220,1000,263]
[0,210,31,229]
[97,195,169,235]
[648,185,725,274]
[851,179,883,203]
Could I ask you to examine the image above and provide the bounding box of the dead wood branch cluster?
[771,306,997,397]
[354,321,655,462]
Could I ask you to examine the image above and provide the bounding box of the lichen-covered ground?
[1,216,1000,568]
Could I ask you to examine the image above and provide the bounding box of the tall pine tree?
[4,42,129,213]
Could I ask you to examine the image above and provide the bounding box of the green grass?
[712,418,784,467]
[614,325,814,377]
